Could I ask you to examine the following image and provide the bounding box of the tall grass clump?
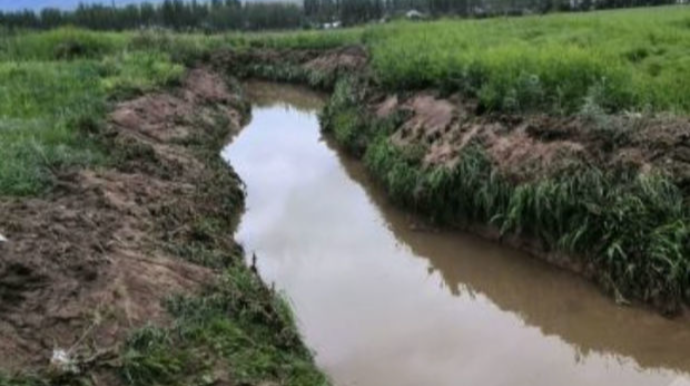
[226,27,365,50]
[0,27,128,61]
[0,61,106,196]
[121,267,329,386]
[322,77,690,312]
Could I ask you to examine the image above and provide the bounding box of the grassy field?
[369,7,690,113]
[233,6,690,114]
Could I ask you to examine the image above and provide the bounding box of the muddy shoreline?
[0,69,325,384]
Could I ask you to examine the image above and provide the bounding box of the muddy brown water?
[222,81,690,386]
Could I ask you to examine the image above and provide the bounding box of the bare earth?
[0,69,244,371]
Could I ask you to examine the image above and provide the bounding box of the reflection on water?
[222,81,690,386]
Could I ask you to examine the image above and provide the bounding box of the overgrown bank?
[0,65,327,385]
[323,77,690,315]
[220,42,690,315]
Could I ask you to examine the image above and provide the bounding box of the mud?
[212,45,368,89]
[302,45,368,75]
[0,69,245,371]
[376,91,690,185]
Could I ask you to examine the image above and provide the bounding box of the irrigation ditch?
[2,41,690,385]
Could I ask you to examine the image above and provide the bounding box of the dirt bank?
[213,45,368,90]
[0,68,324,385]
[373,92,690,188]
[0,68,241,371]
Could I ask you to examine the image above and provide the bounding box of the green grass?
[0,60,106,195]
[121,266,328,386]
[225,28,364,50]
[365,7,690,113]
[0,28,186,197]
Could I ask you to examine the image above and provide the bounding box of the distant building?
[323,21,341,29]
[405,10,426,20]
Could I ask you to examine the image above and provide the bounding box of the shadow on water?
[227,80,690,386]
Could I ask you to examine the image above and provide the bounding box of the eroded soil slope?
[0,69,245,371]
[373,92,690,187]
[213,45,368,89]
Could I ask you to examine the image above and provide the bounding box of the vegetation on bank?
[0,28,327,386]
[320,75,690,314]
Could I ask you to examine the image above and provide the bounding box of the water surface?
[222,81,690,386]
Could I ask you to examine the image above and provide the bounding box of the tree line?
[0,0,303,31]
[305,0,680,24]
[0,0,681,31]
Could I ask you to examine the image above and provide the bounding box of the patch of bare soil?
[0,69,245,372]
[212,45,368,86]
[376,91,690,185]
[302,45,368,74]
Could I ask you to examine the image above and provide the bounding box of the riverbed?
[222,81,690,386]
